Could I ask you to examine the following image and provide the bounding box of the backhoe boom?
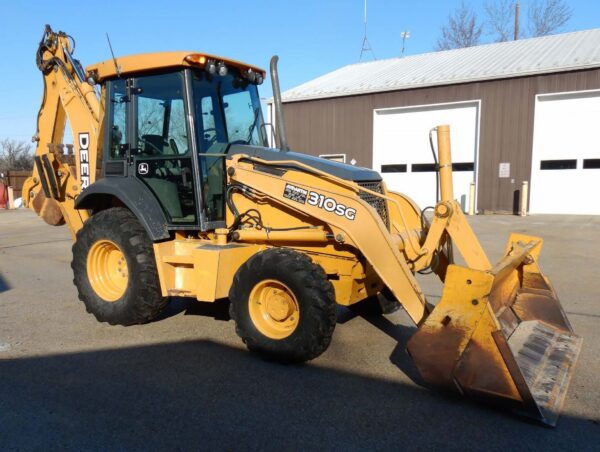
[23,25,101,236]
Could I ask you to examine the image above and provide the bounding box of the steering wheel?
[138,136,164,155]
[203,128,218,147]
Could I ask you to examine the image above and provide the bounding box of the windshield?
[192,68,268,153]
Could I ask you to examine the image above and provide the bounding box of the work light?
[206,59,217,74]
[217,61,228,76]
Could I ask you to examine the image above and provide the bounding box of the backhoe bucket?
[407,233,582,426]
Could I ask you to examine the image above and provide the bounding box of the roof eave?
[281,63,600,103]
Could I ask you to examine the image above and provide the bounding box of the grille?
[357,181,389,228]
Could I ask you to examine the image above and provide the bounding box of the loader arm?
[227,154,430,324]
[22,25,102,237]
[225,150,493,325]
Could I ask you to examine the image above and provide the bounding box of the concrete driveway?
[0,209,599,450]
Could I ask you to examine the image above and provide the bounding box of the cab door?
[130,71,199,226]
[103,78,130,178]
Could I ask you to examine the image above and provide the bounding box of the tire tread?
[229,247,336,363]
[71,207,168,325]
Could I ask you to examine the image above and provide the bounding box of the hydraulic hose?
[428,127,440,203]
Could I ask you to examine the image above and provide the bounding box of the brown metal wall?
[282,69,600,212]
[6,170,30,198]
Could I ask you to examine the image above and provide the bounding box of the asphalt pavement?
[0,209,599,451]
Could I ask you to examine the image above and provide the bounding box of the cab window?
[107,79,128,159]
[136,73,188,156]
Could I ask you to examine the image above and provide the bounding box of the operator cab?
[103,63,267,231]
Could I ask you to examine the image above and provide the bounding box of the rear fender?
[75,178,170,241]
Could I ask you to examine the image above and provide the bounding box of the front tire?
[72,207,168,325]
[229,248,336,363]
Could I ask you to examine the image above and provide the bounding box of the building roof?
[281,29,600,103]
[86,51,265,82]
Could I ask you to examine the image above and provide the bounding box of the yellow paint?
[436,125,454,202]
[234,228,330,243]
[86,239,128,302]
[24,27,96,235]
[86,51,265,82]
[248,279,300,339]
[153,239,265,301]
[228,154,430,324]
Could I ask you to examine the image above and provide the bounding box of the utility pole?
[400,31,410,57]
[514,0,520,40]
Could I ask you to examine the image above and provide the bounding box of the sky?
[1,0,599,143]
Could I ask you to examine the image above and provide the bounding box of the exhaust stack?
[269,55,289,152]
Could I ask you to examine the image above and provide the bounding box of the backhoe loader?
[24,25,581,425]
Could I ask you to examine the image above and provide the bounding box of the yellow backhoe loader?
[24,25,581,426]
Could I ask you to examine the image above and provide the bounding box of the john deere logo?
[79,133,90,189]
[138,162,149,175]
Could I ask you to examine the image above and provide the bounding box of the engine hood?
[227,145,382,182]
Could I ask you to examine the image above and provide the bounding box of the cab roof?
[85,51,265,82]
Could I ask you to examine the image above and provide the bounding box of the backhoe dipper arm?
[23,25,102,237]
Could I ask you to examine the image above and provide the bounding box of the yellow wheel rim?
[249,279,300,340]
[86,239,128,302]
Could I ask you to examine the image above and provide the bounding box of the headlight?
[245,68,257,83]
[206,59,217,75]
[217,61,228,76]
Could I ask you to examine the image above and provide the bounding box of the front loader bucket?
[407,233,582,426]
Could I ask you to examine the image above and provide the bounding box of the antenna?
[401,30,410,57]
[359,0,376,61]
[514,1,520,40]
[105,33,121,78]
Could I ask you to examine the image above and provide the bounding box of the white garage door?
[373,101,480,211]
[530,91,600,215]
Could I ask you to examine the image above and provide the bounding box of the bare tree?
[0,139,33,175]
[528,0,572,37]
[485,0,516,42]
[436,2,484,50]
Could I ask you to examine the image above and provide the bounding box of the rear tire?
[229,248,337,363]
[72,207,168,325]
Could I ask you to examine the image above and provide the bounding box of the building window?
[381,164,407,173]
[411,163,438,172]
[540,159,577,170]
[452,162,475,171]
[583,159,600,169]
[410,162,474,172]
[319,154,346,163]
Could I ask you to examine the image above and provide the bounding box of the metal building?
[272,29,600,214]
